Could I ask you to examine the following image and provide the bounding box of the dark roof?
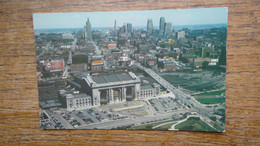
[141,85,153,90]
[92,73,133,84]
[72,55,88,64]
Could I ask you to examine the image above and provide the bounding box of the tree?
[218,47,226,65]
[179,54,189,63]
[202,61,209,69]
[180,57,189,63]
[210,116,217,121]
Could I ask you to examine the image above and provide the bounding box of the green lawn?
[175,117,216,132]
[131,120,176,130]
[154,122,176,130]
[194,89,225,96]
[196,97,225,104]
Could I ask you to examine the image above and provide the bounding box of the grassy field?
[130,120,176,130]
[131,111,148,116]
[196,97,225,104]
[160,71,225,92]
[175,117,216,132]
[154,122,176,130]
[194,89,225,96]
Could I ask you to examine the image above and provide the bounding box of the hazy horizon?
[33,7,228,29]
[34,23,227,30]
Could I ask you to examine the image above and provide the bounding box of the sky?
[33,7,228,29]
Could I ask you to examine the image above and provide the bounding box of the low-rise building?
[140,83,160,98]
[59,89,92,111]
[90,55,104,71]
[163,62,176,71]
[70,64,87,73]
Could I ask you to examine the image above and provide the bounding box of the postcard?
[33,7,227,132]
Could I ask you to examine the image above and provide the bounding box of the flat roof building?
[59,89,92,111]
[73,72,141,105]
[140,83,160,99]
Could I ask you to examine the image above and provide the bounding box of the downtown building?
[73,72,141,106]
[84,18,92,40]
[62,71,162,110]
[147,19,153,35]
[159,17,166,36]
[70,55,88,73]
[114,20,117,34]
[164,22,172,37]
[127,23,132,33]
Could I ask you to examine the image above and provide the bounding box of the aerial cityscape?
[34,8,227,132]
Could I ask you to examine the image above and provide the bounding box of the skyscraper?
[114,20,117,33]
[122,23,127,33]
[84,18,92,40]
[127,23,132,33]
[147,19,153,35]
[159,17,165,36]
[164,22,172,37]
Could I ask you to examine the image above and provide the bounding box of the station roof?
[140,85,153,90]
[92,73,133,84]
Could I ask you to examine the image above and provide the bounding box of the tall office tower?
[84,18,92,40]
[127,23,132,33]
[147,19,153,35]
[114,20,117,33]
[164,22,172,37]
[159,17,165,36]
[122,23,127,33]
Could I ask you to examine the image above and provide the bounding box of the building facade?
[177,30,185,40]
[147,19,153,35]
[70,63,87,73]
[76,72,141,106]
[159,17,165,36]
[164,22,172,37]
[59,90,93,111]
[114,20,117,33]
[84,18,92,40]
[140,83,160,98]
[127,23,132,33]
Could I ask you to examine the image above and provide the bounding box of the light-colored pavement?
[152,121,176,129]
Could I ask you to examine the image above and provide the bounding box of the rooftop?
[140,85,153,90]
[59,89,91,99]
[75,71,141,88]
[92,73,133,84]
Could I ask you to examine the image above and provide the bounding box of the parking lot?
[40,98,191,130]
[148,97,185,114]
[42,107,128,129]
[40,111,56,129]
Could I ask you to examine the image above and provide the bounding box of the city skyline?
[33,7,228,29]
[34,7,227,131]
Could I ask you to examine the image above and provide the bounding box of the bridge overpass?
[134,62,224,132]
